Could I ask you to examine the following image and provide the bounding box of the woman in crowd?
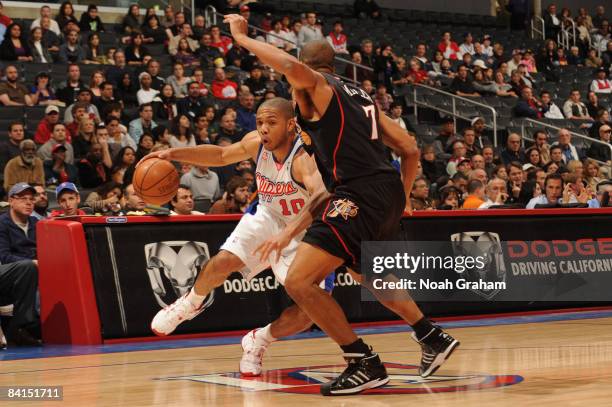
[472,68,497,95]
[152,84,178,120]
[583,159,604,191]
[544,161,560,175]
[174,38,200,67]
[518,180,542,206]
[85,181,123,213]
[166,62,190,98]
[437,186,461,210]
[89,70,106,97]
[29,27,52,63]
[136,133,155,161]
[420,144,446,184]
[111,146,136,184]
[29,72,63,106]
[142,15,167,45]
[525,146,543,168]
[170,114,196,147]
[0,23,32,61]
[125,33,149,66]
[122,4,142,35]
[56,1,79,31]
[115,73,139,108]
[72,118,96,159]
[152,125,172,147]
[492,164,508,180]
[493,69,517,97]
[83,33,106,64]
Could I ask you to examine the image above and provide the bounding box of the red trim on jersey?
[331,87,345,183]
[321,198,357,265]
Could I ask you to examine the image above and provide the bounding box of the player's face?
[256,108,294,151]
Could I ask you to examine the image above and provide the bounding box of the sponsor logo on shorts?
[327,198,359,220]
[160,363,523,394]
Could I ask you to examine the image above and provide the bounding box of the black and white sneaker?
[411,327,460,378]
[320,352,389,396]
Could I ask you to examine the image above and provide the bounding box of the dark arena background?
[0,0,611,405]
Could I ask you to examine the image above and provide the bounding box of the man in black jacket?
[587,124,612,163]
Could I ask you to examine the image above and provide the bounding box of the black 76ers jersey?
[297,72,397,192]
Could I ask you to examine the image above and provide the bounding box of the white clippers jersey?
[255,136,309,222]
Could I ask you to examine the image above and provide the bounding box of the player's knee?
[208,251,239,279]
[284,274,305,299]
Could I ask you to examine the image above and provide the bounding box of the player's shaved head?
[258,97,295,119]
[299,40,335,72]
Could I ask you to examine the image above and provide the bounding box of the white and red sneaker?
[240,329,268,376]
[151,294,204,336]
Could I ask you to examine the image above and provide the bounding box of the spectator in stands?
[124,33,149,66]
[165,62,189,99]
[0,65,31,106]
[514,87,542,119]
[438,32,460,60]
[180,165,221,202]
[471,154,486,171]
[170,185,204,215]
[142,15,167,45]
[543,3,561,40]
[40,17,61,59]
[525,173,564,208]
[58,29,85,64]
[4,140,44,192]
[56,1,79,33]
[587,124,611,164]
[446,141,467,176]
[136,72,159,106]
[236,92,256,132]
[459,33,475,57]
[540,90,564,119]
[267,19,286,49]
[411,43,429,67]
[469,168,488,185]
[84,181,122,213]
[210,25,233,56]
[326,21,348,55]
[105,50,131,88]
[404,58,428,85]
[0,184,41,347]
[482,145,496,176]
[492,69,517,97]
[198,33,224,69]
[525,146,543,168]
[506,161,524,202]
[0,122,24,188]
[152,84,178,121]
[437,185,461,210]
[168,23,199,57]
[517,179,542,207]
[548,145,564,168]
[298,12,323,47]
[553,128,583,164]
[133,133,153,162]
[143,60,164,92]
[410,177,433,210]
[31,184,49,220]
[450,65,479,97]
[122,4,141,35]
[0,23,32,62]
[110,146,136,184]
[375,43,398,89]
[421,144,445,184]
[209,176,249,214]
[211,68,238,100]
[78,140,112,189]
[121,183,146,212]
[593,22,611,54]
[461,179,485,209]
[433,116,456,157]
[241,65,266,101]
[389,102,406,130]
[56,64,85,106]
[72,117,96,159]
[128,103,157,144]
[29,73,61,108]
[567,46,584,66]
[603,41,612,70]
[31,6,60,36]
[589,108,611,139]
[107,116,136,150]
[586,48,603,69]
[177,81,209,120]
[501,133,526,164]
[170,114,196,147]
[587,92,607,119]
[374,83,393,113]
[115,73,139,108]
[38,123,74,165]
[591,67,612,94]
[79,4,105,33]
[478,178,508,208]
[28,27,52,64]
[34,106,62,145]
[43,144,79,186]
[462,127,481,158]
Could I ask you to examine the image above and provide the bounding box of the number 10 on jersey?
[279,198,305,216]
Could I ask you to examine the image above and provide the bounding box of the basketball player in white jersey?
[145,98,331,376]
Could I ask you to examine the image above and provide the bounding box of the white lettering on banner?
[510,259,612,276]
[223,276,280,294]
[335,272,360,287]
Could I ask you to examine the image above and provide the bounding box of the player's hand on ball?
[253,231,292,264]
[137,150,172,167]
[223,14,248,41]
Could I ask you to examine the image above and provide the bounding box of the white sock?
[254,324,276,346]
[186,287,206,308]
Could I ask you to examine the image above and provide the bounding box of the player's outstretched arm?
[378,113,420,214]
[138,131,261,167]
[254,150,329,263]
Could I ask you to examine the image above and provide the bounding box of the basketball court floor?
[2,307,612,406]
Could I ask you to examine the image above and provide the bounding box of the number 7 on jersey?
[362,105,379,140]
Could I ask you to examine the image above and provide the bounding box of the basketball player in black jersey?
[225,14,459,395]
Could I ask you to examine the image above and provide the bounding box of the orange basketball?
[133,158,180,206]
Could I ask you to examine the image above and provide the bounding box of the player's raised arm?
[254,150,330,263]
[378,113,420,214]
[138,131,261,167]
